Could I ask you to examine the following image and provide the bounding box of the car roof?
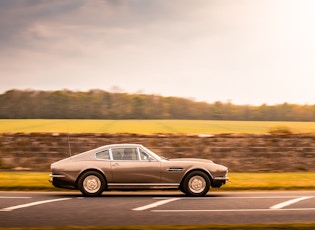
[98,143,143,149]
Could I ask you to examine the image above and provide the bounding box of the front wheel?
[78,171,106,197]
[182,171,210,197]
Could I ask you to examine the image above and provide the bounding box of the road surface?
[1,191,315,227]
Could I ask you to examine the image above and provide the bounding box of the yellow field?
[0,119,315,134]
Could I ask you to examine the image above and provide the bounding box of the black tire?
[77,171,106,197]
[182,171,210,197]
[179,185,186,194]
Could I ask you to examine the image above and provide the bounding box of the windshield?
[141,146,163,161]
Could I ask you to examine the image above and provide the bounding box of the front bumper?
[212,176,229,188]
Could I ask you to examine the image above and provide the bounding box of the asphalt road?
[1,191,315,227]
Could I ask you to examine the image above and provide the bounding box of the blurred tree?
[0,89,314,121]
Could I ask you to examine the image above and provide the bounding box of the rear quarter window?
[95,150,110,160]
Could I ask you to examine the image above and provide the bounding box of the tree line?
[0,89,314,121]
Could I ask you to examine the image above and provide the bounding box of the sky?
[1,0,315,105]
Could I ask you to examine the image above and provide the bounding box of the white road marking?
[0,196,30,199]
[0,198,71,212]
[153,196,307,200]
[133,198,180,211]
[149,196,315,213]
[270,196,312,209]
[152,208,315,212]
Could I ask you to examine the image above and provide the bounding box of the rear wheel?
[78,171,106,197]
[182,171,210,197]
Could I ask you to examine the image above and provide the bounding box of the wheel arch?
[180,168,213,189]
[75,168,108,189]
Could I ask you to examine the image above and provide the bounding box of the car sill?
[107,183,179,189]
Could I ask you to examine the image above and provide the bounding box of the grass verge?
[0,172,315,191]
[220,172,315,191]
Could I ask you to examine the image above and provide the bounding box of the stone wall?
[0,133,315,172]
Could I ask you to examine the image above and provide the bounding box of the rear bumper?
[49,173,65,180]
[49,174,76,189]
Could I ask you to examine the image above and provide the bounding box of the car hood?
[167,158,214,164]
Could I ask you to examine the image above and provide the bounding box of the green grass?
[1,172,315,191]
[1,119,315,134]
[0,172,59,191]
[223,172,315,190]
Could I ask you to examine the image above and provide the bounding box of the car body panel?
[110,160,161,183]
[50,144,228,194]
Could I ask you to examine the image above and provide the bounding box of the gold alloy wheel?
[83,175,101,193]
[188,175,206,193]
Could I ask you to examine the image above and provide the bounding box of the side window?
[111,148,139,160]
[112,148,124,160]
[139,148,151,161]
[95,150,110,160]
[122,148,139,160]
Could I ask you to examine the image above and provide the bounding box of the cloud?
[1,0,315,105]
[0,1,85,53]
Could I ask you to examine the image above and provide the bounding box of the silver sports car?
[50,144,228,196]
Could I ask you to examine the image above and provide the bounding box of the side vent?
[167,168,184,172]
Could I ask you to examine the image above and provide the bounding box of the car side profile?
[50,144,228,197]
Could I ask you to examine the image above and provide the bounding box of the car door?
[110,147,160,183]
